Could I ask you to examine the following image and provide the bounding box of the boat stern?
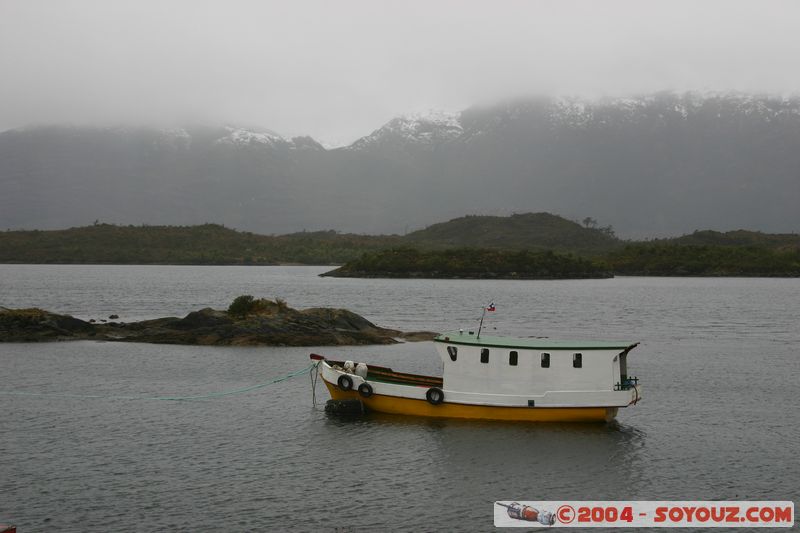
[617,377,642,406]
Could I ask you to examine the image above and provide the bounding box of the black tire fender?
[426,387,444,405]
[337,374,353,391]
[357,382,373,398]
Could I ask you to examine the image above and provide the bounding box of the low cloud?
[1,0,798,145]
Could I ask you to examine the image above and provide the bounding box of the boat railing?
[614,376,640,391]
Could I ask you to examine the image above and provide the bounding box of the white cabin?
[433,331,640,408]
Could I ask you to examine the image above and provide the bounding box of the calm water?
[1,266,798,532]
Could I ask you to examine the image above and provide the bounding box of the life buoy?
[337,374,353,391]
[426,387,444,405]
[357,382,373,398]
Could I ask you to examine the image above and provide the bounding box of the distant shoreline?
[1,219,797,277]
[320,271,613,280]
[1,263,798,278]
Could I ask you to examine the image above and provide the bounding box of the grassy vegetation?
[227,295,289,318]
[666,229,800,249]
[604,243,800,277]
[0,213,620,265]
[0,224,400,265]
[1,215,799,277]
[405,213,621,254]
[326,244,800,278]
[323,248,612,279]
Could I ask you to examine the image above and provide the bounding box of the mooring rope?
[0,361,319,402]
[309,360,321,407]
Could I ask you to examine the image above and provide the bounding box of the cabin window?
[541,353,550,368]
[509,351,518,366]
[573,353,583,368]
[480,348,490,364]
[447,346,458,361]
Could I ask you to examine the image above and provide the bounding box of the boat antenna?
[477,300,495,339]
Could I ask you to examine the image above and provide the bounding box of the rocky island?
[0,296,435,346]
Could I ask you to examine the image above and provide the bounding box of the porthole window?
[447,346,458,361]
[541,353,550,368]
[480,348,490,364]
[509,351,518,366]
[573,353,583,368]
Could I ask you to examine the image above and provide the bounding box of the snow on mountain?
[347,110,463,150]
[550,98,594,127]
[213,126,287,147]
[210,127,326,151]
[471,92,800,133]
[2,92,800,237]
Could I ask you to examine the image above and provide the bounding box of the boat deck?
[326,359,443,388]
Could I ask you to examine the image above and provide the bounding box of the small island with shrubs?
[0,296,436,346]
[321,248,613,279]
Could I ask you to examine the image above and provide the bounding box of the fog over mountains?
[2,92,799,237]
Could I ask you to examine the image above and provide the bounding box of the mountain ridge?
[2,92,799,237]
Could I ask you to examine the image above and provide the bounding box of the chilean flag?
[486,302,496,312]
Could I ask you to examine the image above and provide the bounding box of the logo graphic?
[496,502,555,526]
[557,504,576,524]
[494,501,794,528]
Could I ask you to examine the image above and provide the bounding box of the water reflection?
[324,410,649,492]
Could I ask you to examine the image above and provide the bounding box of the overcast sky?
[1,0,798,145]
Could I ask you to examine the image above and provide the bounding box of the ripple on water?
[1,269,799,530]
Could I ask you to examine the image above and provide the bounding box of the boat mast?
[477,300,493,339]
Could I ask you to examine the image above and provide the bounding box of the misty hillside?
[405,213,620,254]
[0,213,620,264]
[667,230,800,249]
[0,223,399,265]
[1,93,799,237]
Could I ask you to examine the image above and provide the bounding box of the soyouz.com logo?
[494,501,794,528]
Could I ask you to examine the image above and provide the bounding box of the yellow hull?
[324,381,617,422]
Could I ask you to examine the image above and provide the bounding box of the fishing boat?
[311,327,642,423]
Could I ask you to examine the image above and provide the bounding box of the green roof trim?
[434,332,638,351]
